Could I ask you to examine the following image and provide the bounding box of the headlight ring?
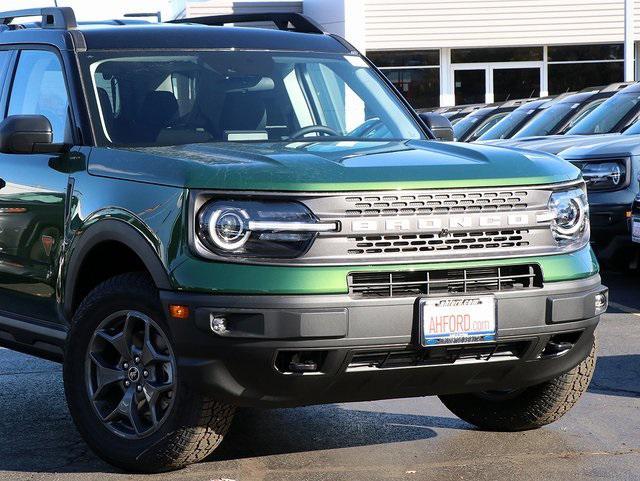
[548,187,589,243]
[206,207,251,250]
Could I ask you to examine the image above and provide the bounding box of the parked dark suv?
[453,99,532,142]
[0,7,607,473]
[510,85,627,139]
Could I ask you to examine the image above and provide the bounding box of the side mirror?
[419,112,454,142]
[0,115,65,154]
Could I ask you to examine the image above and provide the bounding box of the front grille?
[348,265,542,298]
[347,342,531,371]
[348,229,530,255]
[343,190,529,217]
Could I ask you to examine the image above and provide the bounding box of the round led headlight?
[201,206,251,250]
[195,199,337,259]
[580,161,626,191]
[548,188,589,242]
[552,196,584,235]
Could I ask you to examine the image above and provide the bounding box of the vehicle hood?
[481,134,622,155]
[559,134,640,160]
[88,140,580,191]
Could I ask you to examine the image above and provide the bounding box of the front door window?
[7,50,72,143]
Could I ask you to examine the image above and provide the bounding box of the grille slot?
[348,265,542,298]
[347,342,531,371]
[344,190,529,217]
[348,229,531,255]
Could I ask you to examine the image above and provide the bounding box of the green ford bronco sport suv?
[0,7,608,473]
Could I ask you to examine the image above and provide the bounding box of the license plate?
[420,296,497,346]
[633,218,640,244]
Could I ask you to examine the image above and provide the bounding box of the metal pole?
[625,0,635,82]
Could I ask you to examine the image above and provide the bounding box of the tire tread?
[439,340,596,431]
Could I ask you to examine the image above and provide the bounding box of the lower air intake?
[348,264,542,298]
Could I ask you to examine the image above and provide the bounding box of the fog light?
[595,293,608,314]
[210,315,228,335]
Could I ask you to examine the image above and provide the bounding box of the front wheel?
[63,273,234,473]
[439,339,596,431]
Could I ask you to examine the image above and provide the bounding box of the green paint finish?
[88,140,581,191]
[170,245,598,295]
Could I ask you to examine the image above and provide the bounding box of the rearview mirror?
[0,115,67,154]
[419,112,454,142]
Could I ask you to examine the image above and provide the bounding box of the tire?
[63,272,235,473]
[439,339,596,431]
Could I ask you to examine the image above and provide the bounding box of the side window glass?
[8,50,71,143]
[0,50,12,98]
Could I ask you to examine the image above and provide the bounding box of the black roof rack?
[169,12,325,34]
[0,7,77,30]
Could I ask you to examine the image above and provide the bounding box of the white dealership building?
[168,0,639,109]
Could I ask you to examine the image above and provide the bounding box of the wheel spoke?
[90,353,126,400]
[143,381,173,427]
[141,321,171,365]
[95,313,134,360]
[104,388,144,435]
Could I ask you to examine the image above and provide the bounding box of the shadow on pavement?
[213,404,467,461]
[0,381,460,474]
[589,354,640,398]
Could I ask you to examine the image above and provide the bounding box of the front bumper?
[589,202,633,260]
[160,274,606,408]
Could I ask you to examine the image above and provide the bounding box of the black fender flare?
[62,219,172,319]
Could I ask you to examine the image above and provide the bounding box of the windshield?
[622,118,640,135]
[466,112,509,141]
[453,108,492,140]
[623,121,640,135]
[513,102,576,138]
[566,92,640,135]
[80,50,425,146]
[476,107,534,141]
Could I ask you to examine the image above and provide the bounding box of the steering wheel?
[290,125,340,139]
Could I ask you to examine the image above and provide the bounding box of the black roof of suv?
[0,8,351,53]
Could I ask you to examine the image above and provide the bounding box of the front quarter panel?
[61,159,187,317]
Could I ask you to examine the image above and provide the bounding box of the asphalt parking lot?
[0,270,638,481]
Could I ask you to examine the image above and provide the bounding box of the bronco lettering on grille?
[352,214,532,234]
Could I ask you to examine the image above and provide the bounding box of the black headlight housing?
[572,158,630,192]
[196,199,337,259]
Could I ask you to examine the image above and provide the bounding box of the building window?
[367,50,440,109]
[367,50,439,68]
[451,47,543,64]
[547,44,623,62]
[548,44,624,94]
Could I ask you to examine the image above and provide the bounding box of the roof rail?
[169,12,325,34]
[0,7,77,29]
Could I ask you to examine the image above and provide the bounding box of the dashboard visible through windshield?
[80,50,426,147]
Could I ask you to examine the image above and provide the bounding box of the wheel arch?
[63,218,172,320]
